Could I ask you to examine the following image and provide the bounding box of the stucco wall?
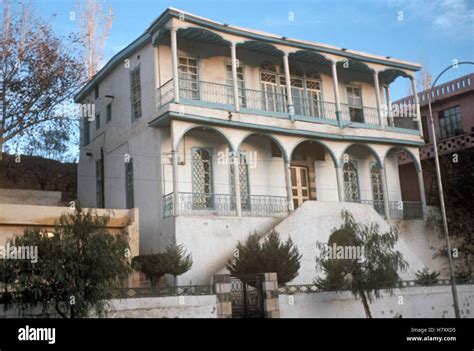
[279,284,474,318]
[0,189,61,206]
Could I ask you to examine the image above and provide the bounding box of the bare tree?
[76,0,113,80]
[0,0,82,160]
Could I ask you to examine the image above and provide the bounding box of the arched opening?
[341,144,385,216]
[290,140,338,208]
[385,147,423,219]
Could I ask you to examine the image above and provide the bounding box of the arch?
[237,40,284,57]
[177,27,231,46]
[384,146,421,172]
[340,143,383,167]
[260,60,277,72]
[378,68,411,86]
[288,139,338,167]
[236,132,288,162]
[289,50,332,66]
[174,125,235,151]
[336,59,374,74]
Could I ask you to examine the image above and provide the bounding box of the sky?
[36,0,474,100]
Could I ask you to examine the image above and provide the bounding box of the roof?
[75,7,422,102]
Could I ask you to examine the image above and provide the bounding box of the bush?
[415,267,440,286]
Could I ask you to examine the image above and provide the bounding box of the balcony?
[355,200,423,220]
[163,192,289,218]
[156,78,419,132]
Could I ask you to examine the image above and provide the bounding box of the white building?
[76,8,442,285]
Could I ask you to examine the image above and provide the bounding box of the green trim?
[149,111,425,147]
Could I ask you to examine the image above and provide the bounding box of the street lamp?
[426,61,473,319]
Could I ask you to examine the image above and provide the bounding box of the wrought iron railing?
[107,285,214,299]
[389,201,423,220]
[156,79,174,108]
[242,195,289,217]
[386,116,418,130]
[341,103,380,126]
[243,87,288,113]
[163,192,289,217]
[292,97,338,121]
[360,199,385,217]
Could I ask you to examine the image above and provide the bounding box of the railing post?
[171,27,180,104]
[282,53,294,120]
[410,76,423,139]
[373,71,384,128]
[232,152,242,217]
[417,168,427,220]
[284,160,294,211]
[335,162,345,202]
[230,43,240,112]
[331,61,343,127]
[381,165,391,220]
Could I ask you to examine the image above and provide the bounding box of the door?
[291,166,309,209]
[346,85,364,123]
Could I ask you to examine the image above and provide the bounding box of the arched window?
[370,163,385,216]
[343,161,359,202]
[192,148,213,208]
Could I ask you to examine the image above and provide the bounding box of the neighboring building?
[75,8,443,285]
[395,73,474,204]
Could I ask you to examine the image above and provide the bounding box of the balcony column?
[282,53,294,120]
[230,43,240,112]
[284,160,294,211]
[331,61,343,127]
[381,165,391,220]
[171,122,180,216]
[171,27,180,104]
[384,84,393,126]
[232,152,242,217]
[417,168,427,219]
[410,76,424,138]
[373,71,384,128]
[335,162,344,202]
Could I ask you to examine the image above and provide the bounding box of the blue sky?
[38,0,473,100]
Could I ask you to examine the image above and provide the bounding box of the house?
[75,8,444,285]
[395,73,474,204]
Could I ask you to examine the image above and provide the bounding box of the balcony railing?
[163,192,289,217]
[389,201,423,220]
[360,200,385,217]
[340,103,380,126]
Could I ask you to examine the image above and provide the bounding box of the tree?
[315,210,408,318]
[227,231,302,286]
[0,0,83,159]
[3,205,132,318]
[76,0,113,79]
[415,267,440,286]
[132,244,192,287]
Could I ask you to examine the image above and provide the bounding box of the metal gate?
[230,274,264,318]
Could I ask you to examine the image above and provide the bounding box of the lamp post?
[426,61,473,319]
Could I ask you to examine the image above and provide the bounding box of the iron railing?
[107,285,214,299]
[389,201,423,220]
[163,192,289,217]
[341,103,380,126]
[243,87,288,113]
[156,79,174,108]
[386,115,419,130]
[360,199,386,217]
[292,97,338,121]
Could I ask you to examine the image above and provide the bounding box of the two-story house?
[75,8,438,285]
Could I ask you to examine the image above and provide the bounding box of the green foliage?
[315,210,408,318]
[227,231,302,286]
[415,267,440,286]
[2,205,132,318]
[132,244,192,287]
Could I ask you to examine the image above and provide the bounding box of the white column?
[336,164,344,202]
[171,122,180,216]
[232,153,242,217]
[381,166,391,220]
[282,54,294,119]
[331,61,343,127]
[284,160,294,211]
[410,76,424,138]
[417,168,427,219]
[230,43,240,112]
[373,71,384,128]
[384,84,393,127]
[171,27,180,104]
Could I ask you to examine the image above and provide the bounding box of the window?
[225,64,245,106]
[370,163,385,216]
[125,158,134,209]
[178,57,198,100]
[192,148,213,209]
[83,119,90,146]
[260,62,283,112]
[95,113,100,130]
[343,161,359,202]
[346,86,364,123]
[94,85,99,99]
[230,151,250,210]
[305,72,322,117]
[96,153,104,208]
[421,115,430,143]
[439,106,462,139]
[130,67,142,120]
[106,103,112,123]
